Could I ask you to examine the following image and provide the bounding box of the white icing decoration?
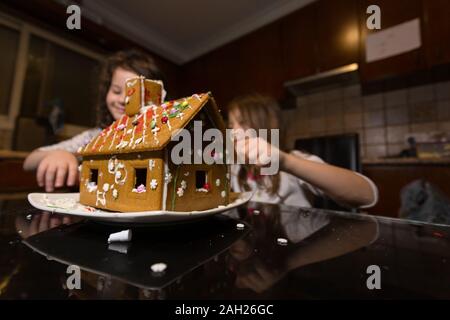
[184,171,190,176]
[151,262,167,273]
[112,189,118,199]
[125,96,130,104]
[126,79,137,87]
[196,188,209,193]
[215,179,221,187]
[149,159,155,171]
[96,190,106,206]
[115,171,121,179]
[108,158,116,173]
[150,179,158,190]
[221,191,226,198]
[78,165,82,172]
[180,180,187,189]
[87,182,97,193]
[103,183,110,192]
[176,187,184,197]
[226,173,230,180]
[134,137,143,145]
[164,173,172,184]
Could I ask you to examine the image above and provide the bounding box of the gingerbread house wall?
[165,162,230,212]
[80,151,165,212]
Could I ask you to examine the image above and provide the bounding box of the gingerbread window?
[89,169,99,185]
[133,168,147,193]
[195,170,210,192]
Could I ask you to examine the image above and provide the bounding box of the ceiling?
[83,0,315,64]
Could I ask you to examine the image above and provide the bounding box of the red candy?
[203,183,210,191]
[127,88,135,96]
[161,116,168,124]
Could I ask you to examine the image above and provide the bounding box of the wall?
[281,80,450,159]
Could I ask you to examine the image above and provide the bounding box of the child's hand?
[36,150,79,192]
[234,136,285,168]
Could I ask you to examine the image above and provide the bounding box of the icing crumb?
[150,262,167,274]
[236,223,245,230]
[108,229,132,243]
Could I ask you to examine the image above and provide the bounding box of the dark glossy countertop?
[0,198,449,299]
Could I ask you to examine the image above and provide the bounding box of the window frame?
[0,11,104,147]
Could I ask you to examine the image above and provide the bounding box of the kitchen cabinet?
[359,0,425,82]
[281,2,318,80]
[423,0,450,67]
[316,0,360,72]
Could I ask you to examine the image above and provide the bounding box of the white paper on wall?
[365,18,421,63]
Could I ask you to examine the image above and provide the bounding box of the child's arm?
[24,149,79,192]
[236,136,377,208]
[280,151,375,208]
[23,128,100,192]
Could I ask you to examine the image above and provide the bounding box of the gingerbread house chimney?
[125,76,164,116]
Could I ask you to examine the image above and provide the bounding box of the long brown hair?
[96,49,165,128]
[227,94,285,196]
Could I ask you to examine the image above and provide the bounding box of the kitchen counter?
[0,198,449,299]
[363,157,450,165]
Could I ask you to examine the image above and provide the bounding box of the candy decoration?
[161,116,168,124]
[150,179,158,190]
[203,183,210,191]
[127,88,135,96]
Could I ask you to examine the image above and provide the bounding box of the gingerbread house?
[77,76,230,212]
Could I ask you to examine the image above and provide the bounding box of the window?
[89,169,98,185]
[195,170,209,191]
[20,35,101,127]
[0,24,19,116]
[134,168,147,189]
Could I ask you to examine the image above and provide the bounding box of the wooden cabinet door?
[359,0,425,82]
[317,0,360,71]
[423,0,450,67]
[281,2,318,80]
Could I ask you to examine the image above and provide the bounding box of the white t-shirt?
[230,150,378,209]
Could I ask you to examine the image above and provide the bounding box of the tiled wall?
[282,80,450,159]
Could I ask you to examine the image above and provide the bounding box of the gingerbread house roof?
[78,93,226,156]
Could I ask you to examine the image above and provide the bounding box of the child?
[23,49,166,192]
[227,94,378,209]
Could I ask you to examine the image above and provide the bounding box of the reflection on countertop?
[0,200,449,299]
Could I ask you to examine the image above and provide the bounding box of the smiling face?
[106,67,139,120]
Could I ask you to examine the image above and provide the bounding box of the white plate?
[27,192,253,224]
